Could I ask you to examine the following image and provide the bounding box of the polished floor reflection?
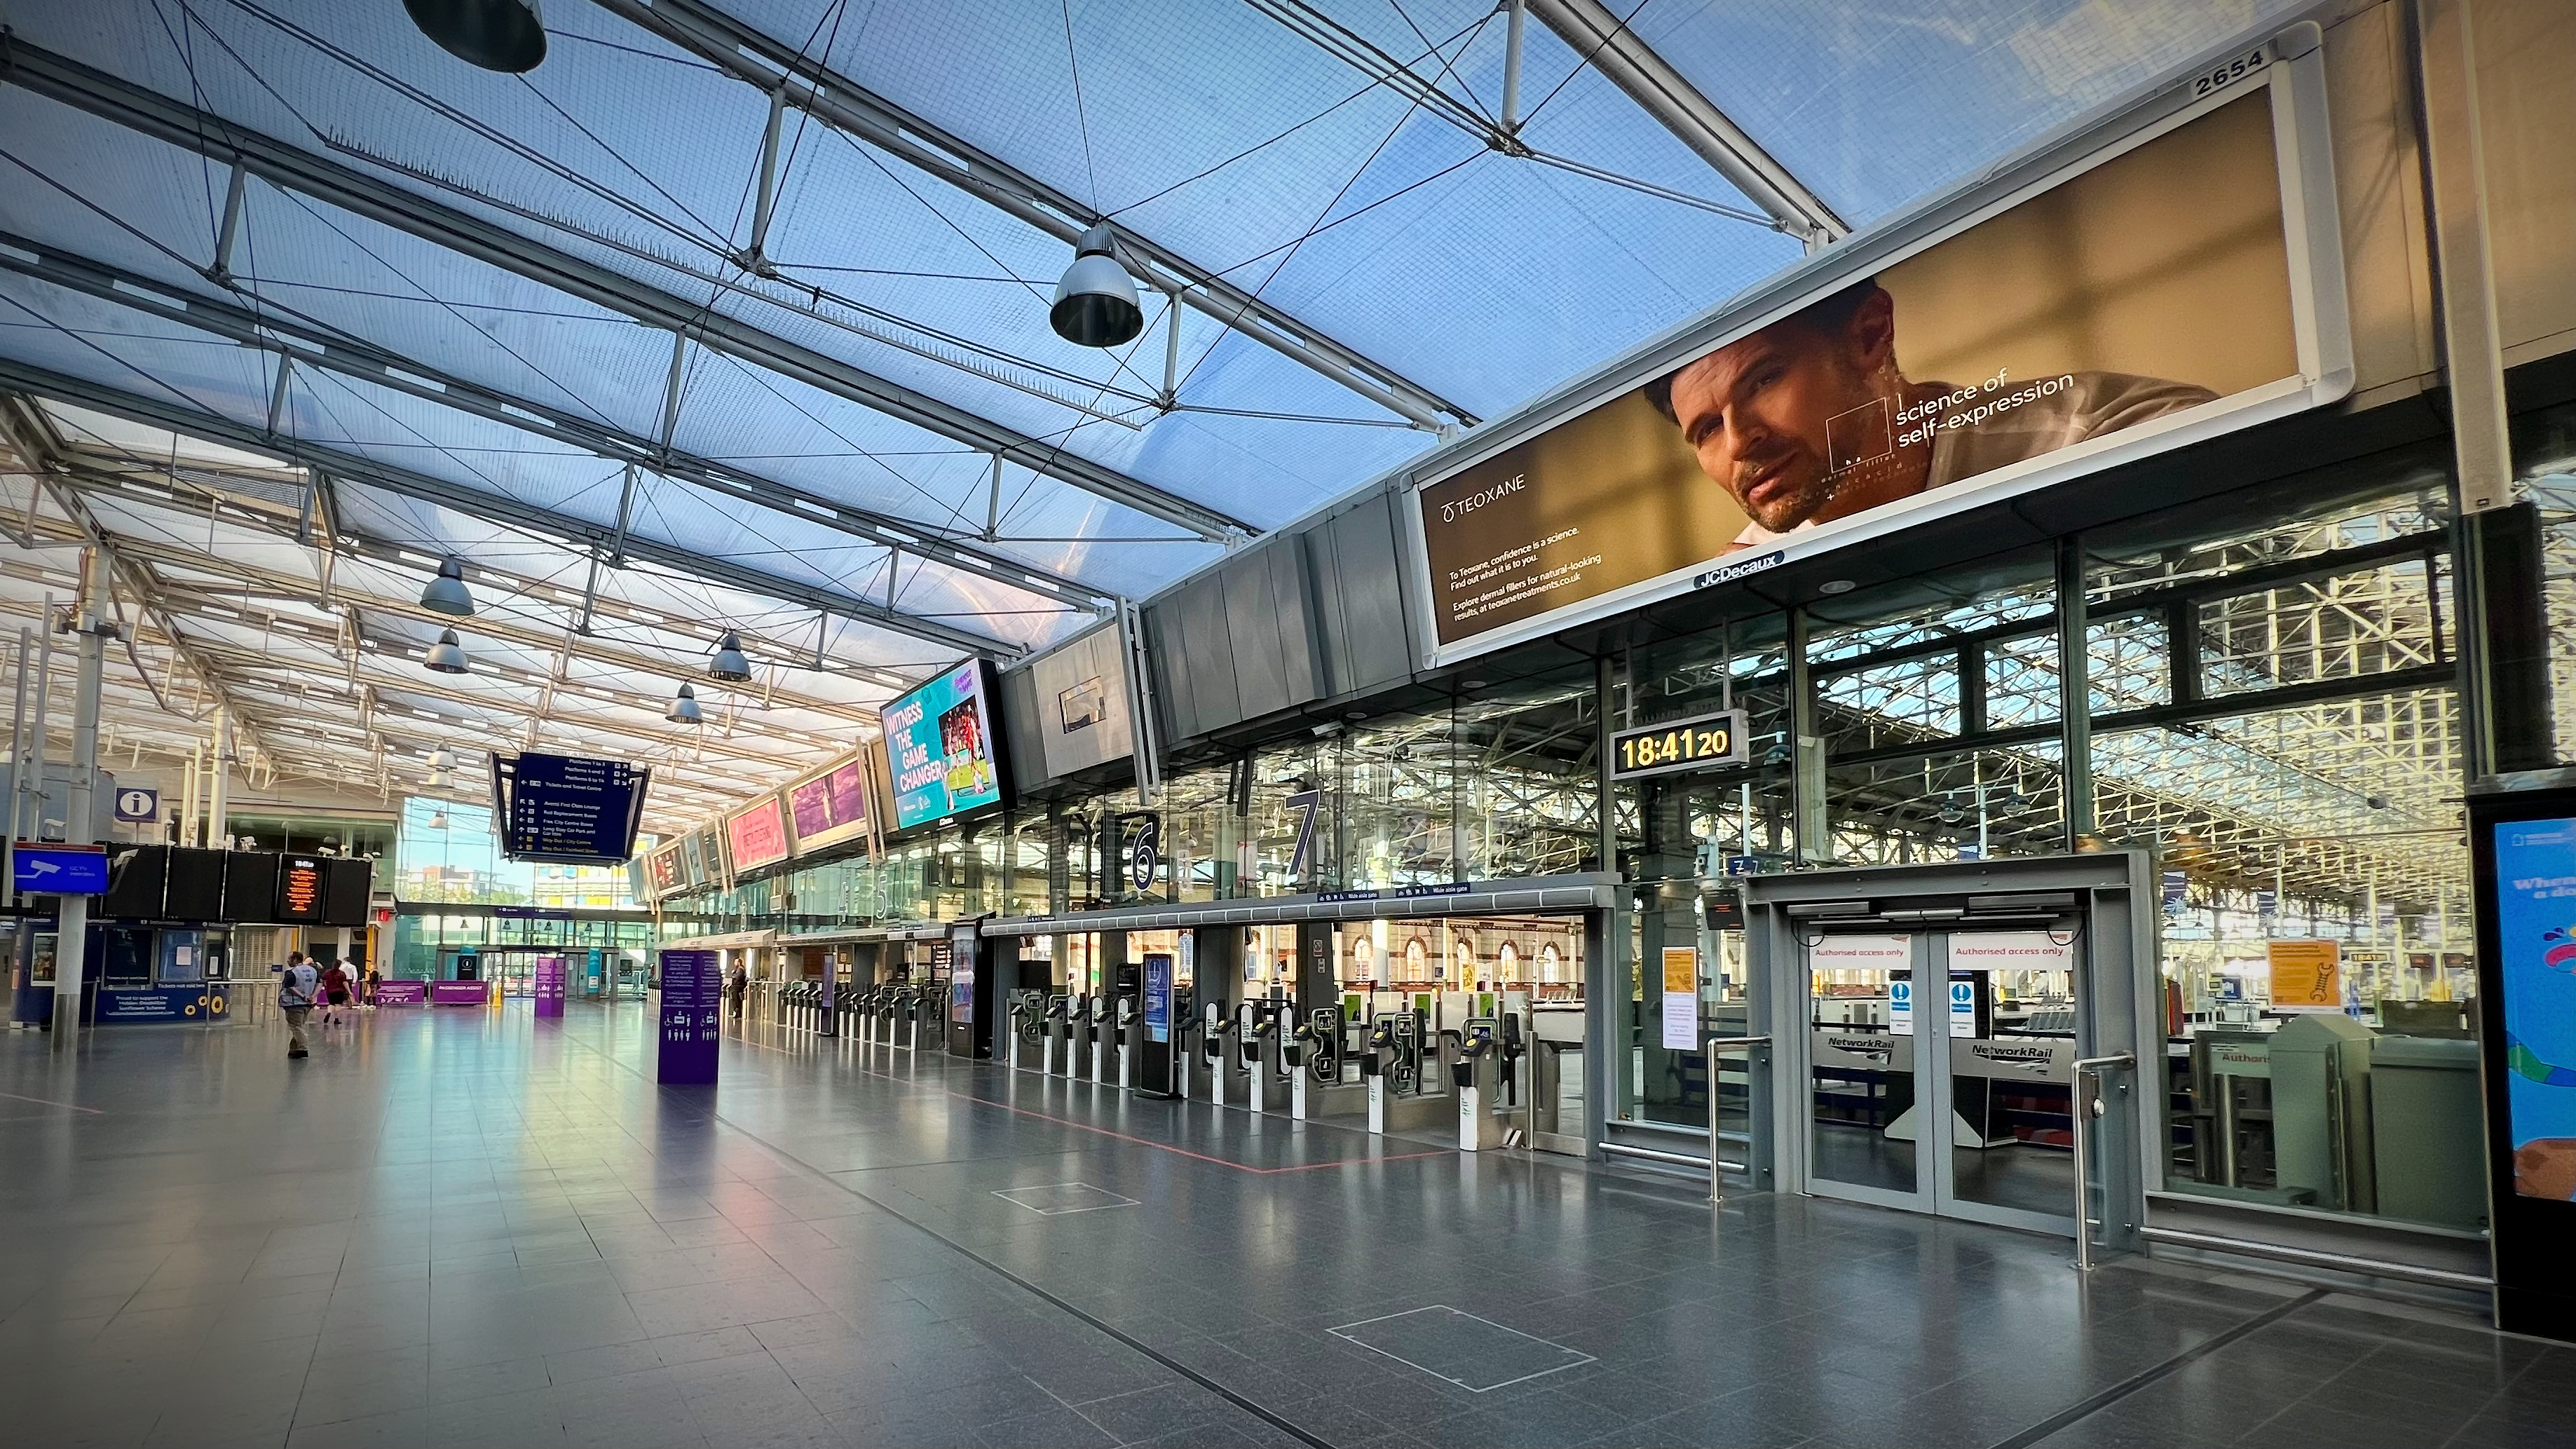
[2,1002,2567,1449]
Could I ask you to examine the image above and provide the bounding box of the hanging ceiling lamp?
[420,556,475,616]
[1049,223,1143,347]
[667,683,704,725]
[425,628,470,674]
[708,630,751,683]
[404,0,547,73]
[426,745,456,787]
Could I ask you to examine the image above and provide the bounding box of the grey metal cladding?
[1143,603,1192,742]
[1218,550,1281,721]
[1316,493,1412,698]
[996,663,1049,794]
[1267,537,1321,712]
[1178,573,1241,734]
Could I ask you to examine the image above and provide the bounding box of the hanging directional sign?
[12,843,109,895]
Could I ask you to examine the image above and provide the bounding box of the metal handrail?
[1704,1035,1771,1204]
[2070,1052,2137,1272]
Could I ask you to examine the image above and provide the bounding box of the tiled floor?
[3,1002,2568,1449]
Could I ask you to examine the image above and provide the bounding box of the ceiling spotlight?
[667,683,704,725]
[1049,223,1143,347]
[709,630,751,683]
[1818,579,1857,596]
[404,0,547,73]
[430,747,456,773]
[427,809,450,831]
[420,556,475,616]
[425,627,469,674]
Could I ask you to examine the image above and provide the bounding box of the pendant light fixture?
[667,683,704,725]
[709,630,751,683]
[420,556,475,616]
[1049,223,1144,347]
[425,628,470,674]
[403,0,547,73]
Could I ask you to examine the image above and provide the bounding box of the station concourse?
[1,1,2573,1446]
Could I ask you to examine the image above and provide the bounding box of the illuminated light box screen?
[1413,79,2328,662]
[786,756,873,855]
[645,841,686,898]
[883,660,1005,831]
[496,751,649,865]
[725,794,791,873]
[2494,816,2576,1202]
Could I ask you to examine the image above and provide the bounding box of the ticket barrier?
[1042,994,1074,1075]
[1114,996,1139,1090]
[1201,1002,1240,1108]
[782,981,818,1032]
[858,986,890,1045]
[1007,990,1044,1072]
[1168,988,1194,1101]
[1086,995,1115,1082]
[1291,1007,1369,1122]
[908,988,941,1054]
[1365,1010,1451,1135]
[1452,1016,1508,1151]
[1232,1001,1286,1113]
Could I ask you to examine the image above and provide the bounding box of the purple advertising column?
[658,949,720,1086]
[534,955,566,1019]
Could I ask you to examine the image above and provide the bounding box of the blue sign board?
[13,844,107,895]
[500,751,647,864]
[1143,953,1171,1045]
[1724,855,1764,877]
[113,787,160,823]
[657,949,721,1086]
[882,660,1004,831]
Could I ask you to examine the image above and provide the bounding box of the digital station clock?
[1607,708,1750,782]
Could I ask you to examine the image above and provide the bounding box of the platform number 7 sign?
[1285,790,1323,885]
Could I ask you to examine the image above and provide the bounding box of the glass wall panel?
[2508,397,2576,763]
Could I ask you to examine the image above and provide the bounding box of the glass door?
[1802,928,2083,1235]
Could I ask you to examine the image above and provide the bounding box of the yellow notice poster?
[2267,940,2343,1012]
[1661,948,1700,1050]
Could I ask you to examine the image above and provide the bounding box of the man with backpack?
[279,953,320,1059]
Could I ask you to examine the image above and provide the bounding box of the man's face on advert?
[1665,293,1898,533]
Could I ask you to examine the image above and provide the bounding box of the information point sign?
[657,949,720,1086]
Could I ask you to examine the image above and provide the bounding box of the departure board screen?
[495,751,649,864]
[274,855,326,924]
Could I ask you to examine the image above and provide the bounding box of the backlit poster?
[786,755,873,855]
[1412,74,2340,664]
[882,660,1007,831]
[2494,817,2576,1201]
[724,794,790,873]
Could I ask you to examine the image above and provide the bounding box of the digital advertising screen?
[1410,69,2343,665]
[881,659,1007,831]
[2492,815,2576,1202]
[785,754,873,855]
[724,794,791,873]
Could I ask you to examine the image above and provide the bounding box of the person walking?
[320,958,354,1026]
[726,962,748,1025]
[279,954,320,1059]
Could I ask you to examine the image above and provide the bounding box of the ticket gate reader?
[1291,1007,1367,1121]
[1041,994,1072,1075]
[1453,1017,1507,1151]
[1115,996,1138,1090]
[1006,990,1040,1071]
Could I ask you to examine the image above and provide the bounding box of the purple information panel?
[374,980,426,1007]
[428,981,489,1006]
[534,956,566,1019]
[658,949,721,1086]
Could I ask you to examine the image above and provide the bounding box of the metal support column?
[205,705,231,850]
[2057,535,2095,847]
[52,552,109,1050]
[1786,608,1826,862]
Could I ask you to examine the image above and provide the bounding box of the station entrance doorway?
[1744,854,2150,1245]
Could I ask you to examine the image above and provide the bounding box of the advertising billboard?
[1409,60,2347,665]
[1027,623,1134,782]
[2491,815,2576,1202]
[882,659,1007,831]
[724,794,791,874]
[785,753,874,856]
[644,840,686,899]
